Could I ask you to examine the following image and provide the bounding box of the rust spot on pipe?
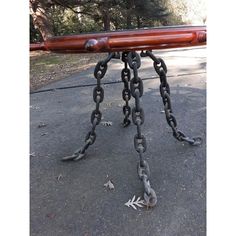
[84,37,109,52]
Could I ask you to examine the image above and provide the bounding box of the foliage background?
[30,0,206,42]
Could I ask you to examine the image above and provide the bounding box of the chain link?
[145,50,202,146]
[121,52,132,127]
[128,51,157,207]
[61,49,202,208]
[61,53,115,161]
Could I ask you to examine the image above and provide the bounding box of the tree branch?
[52,0,94,17]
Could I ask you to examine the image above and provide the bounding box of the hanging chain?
[128,51,157,207]
[62,52,115,161]
[121,52,132,127]
[144,50,202,146]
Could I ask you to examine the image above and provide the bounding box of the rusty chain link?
[128,51,157,207]
[144,50,202,146]
[121,52,132,127]
[61,52,116,161]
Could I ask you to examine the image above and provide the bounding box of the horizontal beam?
[30,25,206,53]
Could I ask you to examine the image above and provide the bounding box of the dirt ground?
[30,51,106,91]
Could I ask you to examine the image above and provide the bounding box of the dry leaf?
[105,102,113,107]
[38,123,47,128]
[57,174,63,181]
[101,121,113,126]
[104,180,115,190]
[125,195,145,210]
[30,152,36,157]
[30,105,40,110]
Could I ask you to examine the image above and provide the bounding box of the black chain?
[61,53,115,161]
[145,50,202,146]
[128,51,157,207]
[121,52,132,127]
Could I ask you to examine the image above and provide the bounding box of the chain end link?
[73,151,86,161]
[61,154,78,161]
[173,130,202,146]
[184,136,202,146]
[61,149,86,161]
[143,188,157,207]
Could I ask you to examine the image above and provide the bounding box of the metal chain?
[128,51,157,207]
[145,50,202,146]
[121,52,132,127]
[61,52,115,161]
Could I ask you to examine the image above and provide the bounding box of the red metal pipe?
[30,42,45,51]
[30,25,206,53]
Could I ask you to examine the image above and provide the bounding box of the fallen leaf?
[38,123,47,128]
[104,180,115,190]
[101,121,113,126]
[105,102,113,107]
[57,174,63,181]
[125,195,145,210]
[30,105,40,110]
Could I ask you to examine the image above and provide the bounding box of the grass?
[30,51,106,91]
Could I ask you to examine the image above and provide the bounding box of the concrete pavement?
[30,47,206,236]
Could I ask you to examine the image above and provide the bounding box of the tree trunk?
[137,16,141,28]
[126,14,132,29]
[30,1,54,41]
[126,0,134,29]
[103,12,111,31]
